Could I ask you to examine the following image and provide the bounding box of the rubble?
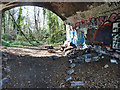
[104,64,109,68]
[1,45,120,88]
[92,56,99,61]
[2,58,9,62]
[70,81,85,87]
[110,59,118,64]
[65,75,72,81]
[69,63,76,68]
[67,69,74,75]
[69,59,74,63]
[2,51,8,56]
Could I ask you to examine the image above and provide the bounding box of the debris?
[110,59,118,64]
[96,49,106,55]
[101,56,104,59]
[4,67,10,73]
[69,63,76,68]
[77,57,84,63]
[65,75,72,81]
[92,56,99,61]
[0,77,9,87]
[70,81,85,87]
[113,53,119,59]
[18,62,21,64]
[87,72,92,75]
[85,58,91,63]
[60,83,65,88]
[82,54,91,63]
[28,81,31,84]
[104,64,109,68]
[68,53,76,58]
[67,69,74,75]
[73,59,78,63]
[69,59,74,63]
[3,58,8,62]
[2,51,8,57]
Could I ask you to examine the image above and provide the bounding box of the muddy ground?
[1,45,120,88]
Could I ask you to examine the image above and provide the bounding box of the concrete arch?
[0,2,107,24]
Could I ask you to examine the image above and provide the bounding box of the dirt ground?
[1,45,120,88]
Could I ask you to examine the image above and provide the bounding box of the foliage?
[1,6,66,47]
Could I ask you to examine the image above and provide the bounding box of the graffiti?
[74,13,119,29]
[93,22,112,45]
[66,13,119,49]
[66,27,85,45]
[86,27,96,44]
[112,22,120,50]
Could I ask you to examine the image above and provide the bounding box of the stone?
[104,64,109,68]
[3,58,8,62]
[60,83,65,88]
[67,69,74,75]
[92,56,99,61]
[70,81,85,87]
[69,59,74,63]
[2,51,8,57]
[110,59,118,64]
[69,63,76,68]
[65,75,72,81]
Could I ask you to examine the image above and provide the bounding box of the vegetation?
[2,6,66,47]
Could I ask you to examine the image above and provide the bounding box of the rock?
[28,81,31,84]
[2,51,8,57]
[110,59,118,64]
[60,83,65,88]
[92,56,99,61]
[69,63,76,68]
[65,75,72,81]
[70,81,85,87]
[68,53,76,58]
[3,58,8,62]
[3,67,10,73]
[69,59,74,63]
[67,69,74,75]
[104,64,109,68]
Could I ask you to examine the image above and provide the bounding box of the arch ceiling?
[0,2,120,25]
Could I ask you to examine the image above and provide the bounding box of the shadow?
[19,46,60,51]
[2,51,69,88]
[1,49,120,88]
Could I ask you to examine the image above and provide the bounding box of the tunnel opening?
[1,6,66,47]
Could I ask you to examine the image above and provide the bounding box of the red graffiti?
[73,13,119,29]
